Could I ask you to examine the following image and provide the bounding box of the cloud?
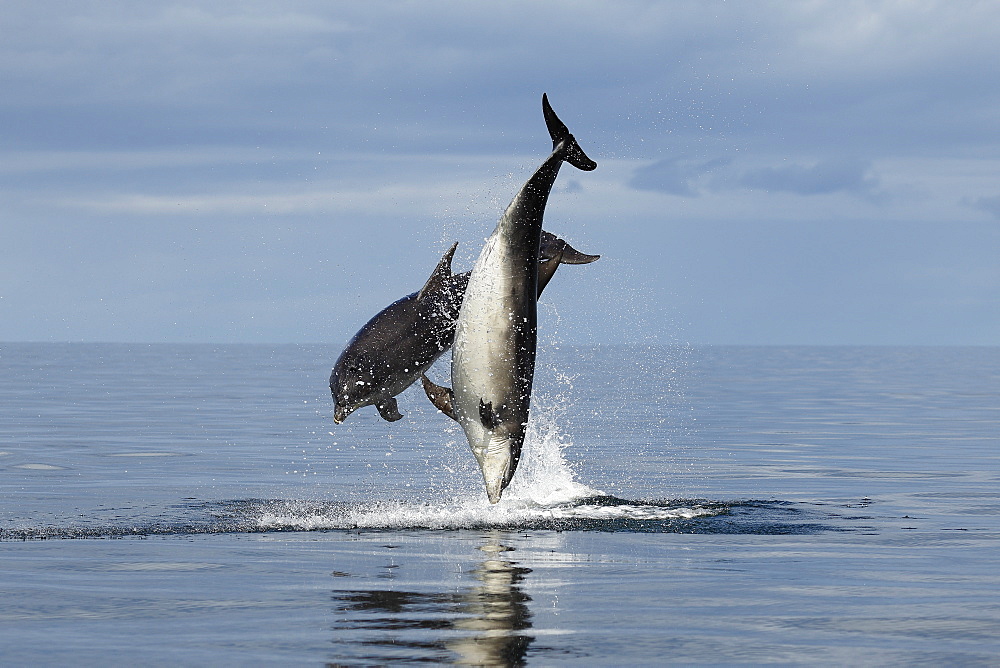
[970,194,1000,219]
[4,2,1000,158]
[736,158,884,199]
[629,155,885,201]
[628,157,732,197]
[62,182,458,217]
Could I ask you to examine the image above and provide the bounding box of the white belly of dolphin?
[452,231,535,503]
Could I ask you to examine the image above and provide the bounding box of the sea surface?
[2,343,999,666]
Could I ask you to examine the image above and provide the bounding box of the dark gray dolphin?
[329,230,598,424]
[429,93,596,503]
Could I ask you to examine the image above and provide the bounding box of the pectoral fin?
[479,399,501,431]
[420,374,457,421]
[416,242,458,301]
[375,395,403,422]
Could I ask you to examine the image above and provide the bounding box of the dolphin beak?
[485,479,505,505]
[478,443,515,504]
[333,403,349,424]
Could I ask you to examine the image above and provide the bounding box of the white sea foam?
[255,497,717,531]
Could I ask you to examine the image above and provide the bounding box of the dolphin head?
[482,465,511,505]
[329,355,378,424]
[471,429,524,504]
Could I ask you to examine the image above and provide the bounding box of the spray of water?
[501,369,602,506]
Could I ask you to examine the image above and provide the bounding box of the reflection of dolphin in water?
[329,532,533,665]
[448,533,533,666]
[428,94,597,503]
[330,231,598,424]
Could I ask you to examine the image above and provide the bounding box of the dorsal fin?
[416,242,458,301]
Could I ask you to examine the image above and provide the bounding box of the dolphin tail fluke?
[555,238,600,265]
[539,230,599,265]
[416,242,458,301]
[542,93,597,172]
[537,231,601,297]
[420,374,457,421]
[542,93,571,146]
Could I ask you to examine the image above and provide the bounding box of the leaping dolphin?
[428,94,596,503]
[330,231,598,424]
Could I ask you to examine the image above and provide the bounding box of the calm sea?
[1,343,999,665]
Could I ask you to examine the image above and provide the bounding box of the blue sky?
[2,1,998,345]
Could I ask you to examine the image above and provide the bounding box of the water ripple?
[0,496,838,540]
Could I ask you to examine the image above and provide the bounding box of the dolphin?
[427,94,596,503]
[330,230,598,424]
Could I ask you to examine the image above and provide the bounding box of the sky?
[2,1,999,346]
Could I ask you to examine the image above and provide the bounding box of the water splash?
[502,380,601,506]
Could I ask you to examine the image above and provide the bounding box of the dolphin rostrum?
[427,94,596,503]
[330,231,598,424]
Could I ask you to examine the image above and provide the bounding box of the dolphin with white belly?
[330,231,598,424]
[425,94,597,503]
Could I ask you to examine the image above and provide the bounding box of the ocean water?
[2,342,999,665]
